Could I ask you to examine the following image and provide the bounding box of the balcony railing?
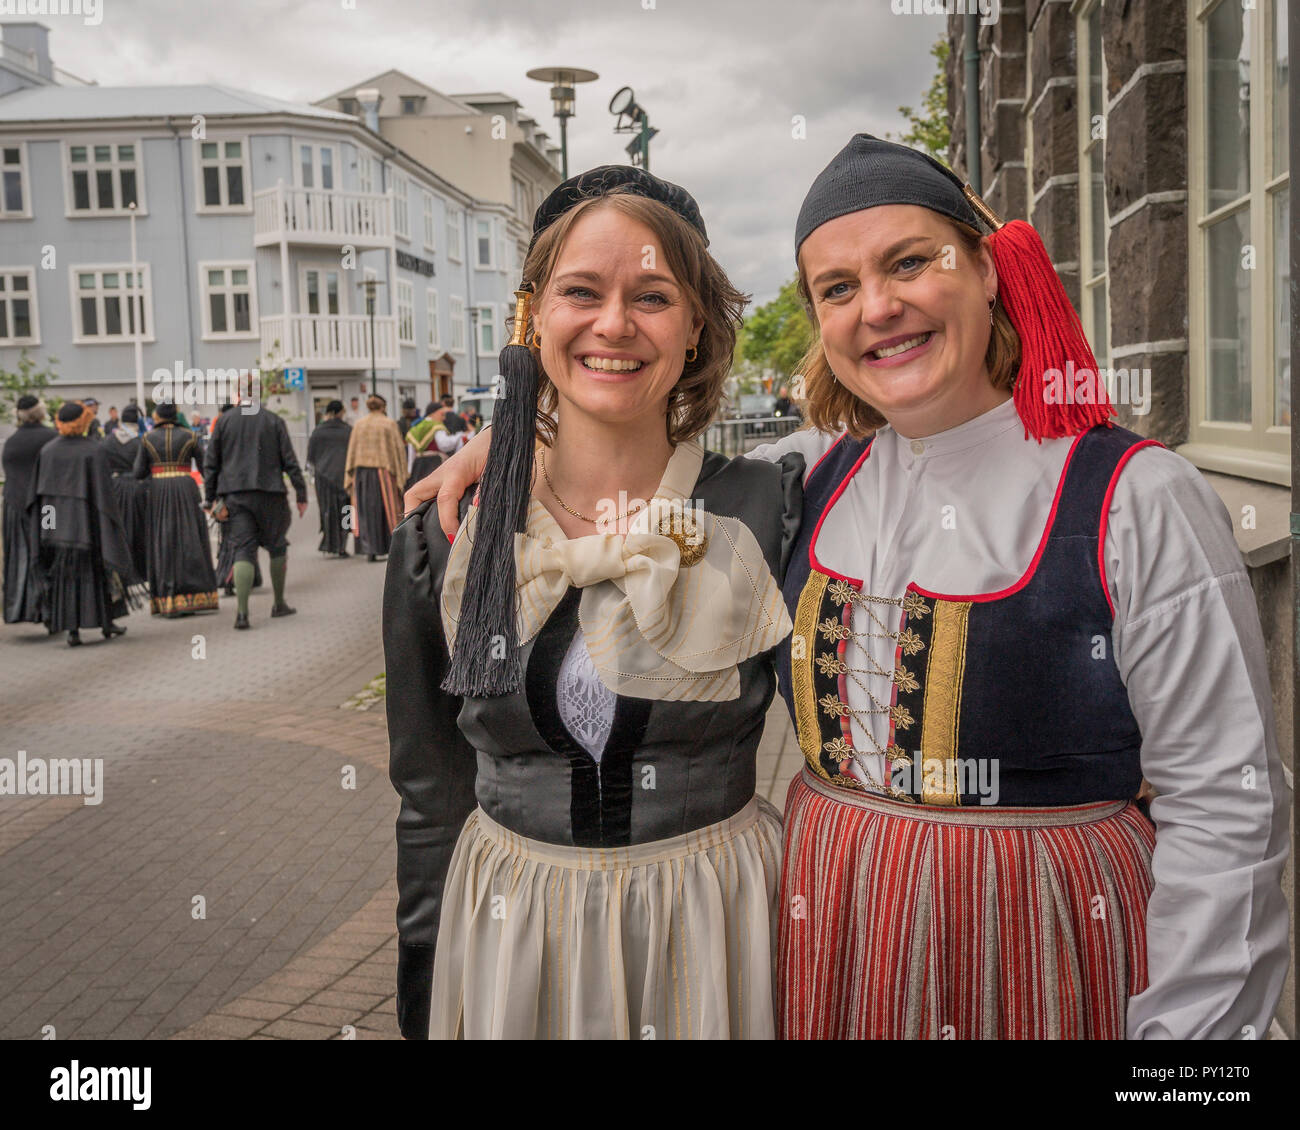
[261,314,400,372]
[253,184,394,248]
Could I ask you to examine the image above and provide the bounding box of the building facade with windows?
[0,69,499,456]
[947,0,1293,1036]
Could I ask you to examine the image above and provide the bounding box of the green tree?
[894,37,951,162]
[736,277,814,379]
[0,348,60,424]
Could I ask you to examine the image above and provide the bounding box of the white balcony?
[253,185,394,248]
[261,314,400,372]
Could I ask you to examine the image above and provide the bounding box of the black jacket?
[203,408,306,503]
[306,417,352,490]
[2,421,56,506]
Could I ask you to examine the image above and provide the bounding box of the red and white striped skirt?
[777,768,1156,1040]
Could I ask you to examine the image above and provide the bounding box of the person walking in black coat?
[306,400,352,557]
[2,395,56,624]
[203,402,307,630]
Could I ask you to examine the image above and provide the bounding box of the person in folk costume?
[403,403,466,489]
[2,395,56,625]
[30,401,132,646]
[762,137,1286,1040]
[406,135,1291,1041]
[344,394,407,562]
[307,399,354,558]
[101,404,149,590]
[133,401,220,617]
[383,166,805,1040]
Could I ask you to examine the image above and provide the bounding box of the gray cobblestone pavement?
[0,496,802,1040]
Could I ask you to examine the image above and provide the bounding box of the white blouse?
[748,396,1291,1041]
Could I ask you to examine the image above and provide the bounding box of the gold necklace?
[538,448,647,525]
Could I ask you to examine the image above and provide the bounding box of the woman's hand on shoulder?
[403,425,493,540]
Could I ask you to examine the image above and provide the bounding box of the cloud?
[24,0,944,302]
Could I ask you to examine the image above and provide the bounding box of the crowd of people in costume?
[387,144,1290,1041]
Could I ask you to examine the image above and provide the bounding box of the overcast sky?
[20,0,943,305]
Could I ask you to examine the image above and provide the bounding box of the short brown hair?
[794,218,1021,439]
[520,189,748,445]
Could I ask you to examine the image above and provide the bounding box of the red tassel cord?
[988,220,1116,441]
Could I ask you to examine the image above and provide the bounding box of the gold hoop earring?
[685,345,698,363]
[532,331,541,347]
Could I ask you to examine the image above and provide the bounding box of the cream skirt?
[430,797,783,1040]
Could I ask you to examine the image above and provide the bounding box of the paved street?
[0,494,803,1040]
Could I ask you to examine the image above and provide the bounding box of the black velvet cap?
[57,401,84,423]
[16,394,39,411]
[532,165,708,249]
[795,134,983,257]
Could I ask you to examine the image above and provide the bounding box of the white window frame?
[396,278,415,346]
[194,135,251,214]
[69,262,155,344]
[1077,0,1111,369]
[199,260,259,340]
[1183,0,1291,484]
[422,190,437,252]
[0,266,39,345]
[64,137,147,217]
[298,261,348,317]
[426,288,440,350]
[474,303,497,355]
[357,151,377,195]
[0,142,32,220]
[392,169,410,241]
[446,205,464,262]
[292,139,338,191]
[449,294,467,354]
[475,217,495,269]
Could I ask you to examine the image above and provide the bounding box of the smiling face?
[799,204,1001,436]
[532,204,703,433]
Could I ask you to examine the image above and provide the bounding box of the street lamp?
[609,86,658,170]
[355,276,392,408]
[526,66,599,180]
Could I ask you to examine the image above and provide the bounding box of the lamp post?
[526,67,599,180]
[355,275,390,407]
[609,86,657,171]
[128,201,144,409]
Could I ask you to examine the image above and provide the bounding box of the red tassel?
[988,220,1115,441]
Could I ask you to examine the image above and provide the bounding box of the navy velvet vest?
[775,424,1156,806]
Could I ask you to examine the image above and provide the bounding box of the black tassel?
[441,291,539,697]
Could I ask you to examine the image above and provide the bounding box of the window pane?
[104,295,122,336]
[1206,0,1251,211]
[78,273,95,289]
[326,274,339,315]
[81,296,97,336]
[1276,0,1290,176]
[320,149,334,190]
[226,165,244,205]
[233,292,251,332]
[3,147,20,164]
[70,146,86,163]
[0,303,7,339]
[73,170,90,210]
[117,145,134,161]
[300,145,313,188]
[0,274,6,290]
[94,145,111,162]
[12,296,28,338]
[3,169,22,212]
[224,141,241,158]
[119,169,137,208]
[1090,282,1109,371]
[103,273,119,288]
[96,169,115,209]
[208,269,225,286]
[201,142,218,159]
[1275,189,1290,427]
[1206,210,1252,423]
[210,293,228,333]
[203,165,221,206]
[231,269,248,285]
[1090,144,1107,269]
[11,272,27,293]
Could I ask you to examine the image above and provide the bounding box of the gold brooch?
[657,509,708,566]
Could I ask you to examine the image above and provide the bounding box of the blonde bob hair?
[519,188,748,445]
[794,218,1021,439]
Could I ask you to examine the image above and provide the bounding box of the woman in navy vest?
[403,137,1290,1041]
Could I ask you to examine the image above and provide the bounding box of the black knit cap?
[532,165,708,249]
[57,401,84,423]
[795,134,983,257]
[16,394,38,411]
